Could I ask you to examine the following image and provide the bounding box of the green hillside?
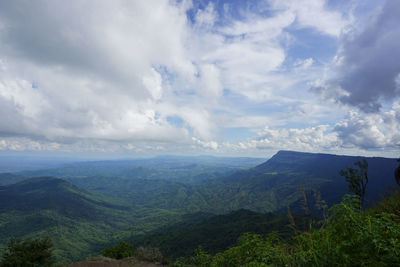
[0,177,183,264]
[183,191,400,267]
[130,209,305,259]
[205,150,398,213]
[20,156,265,184]
[0,151,398,264]
[0,173,27,186]
[40,151,397,215]
[9,151,397,215]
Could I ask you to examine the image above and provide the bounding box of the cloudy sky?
[0,0,399,158]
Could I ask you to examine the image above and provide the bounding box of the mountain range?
[0,150,398,263]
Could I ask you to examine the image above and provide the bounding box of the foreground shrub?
[369,187,400,218]
[101,241,134,259]
[292,195,400,266]
[0,237,54,267]
[210,233,288,267]
[186,194,400,267]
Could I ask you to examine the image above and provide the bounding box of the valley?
[0,151,398,264]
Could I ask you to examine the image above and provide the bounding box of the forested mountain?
[257,150,398,200]
[17,151,395,215]
[0,151,398,264]
[209,150,398,212]
[2,151,398,215]
[0,177,126,217]
[0,177,138,263]
[0,177,188,263]
[0,173,27,186]
[130,209,305,259]
[19,155,265,184]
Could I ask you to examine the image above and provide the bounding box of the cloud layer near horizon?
[0,0,399,157]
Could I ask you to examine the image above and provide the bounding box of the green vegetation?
[0,177,183,264]
[101,241,134,259]
[101,242,164,264]
[180,194,400,266]
[0,176,231,264]
[0,151,398,264]
[369,187,400,217]
[0,237,54,267]
[49,153,396,216]
[340,159,369,208]
[0,173,27,186]
[20,156,265,184]
[8,151,398,216]
[131,209,305,259]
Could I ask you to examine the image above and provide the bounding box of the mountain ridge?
[215,150,398,212]
[0,177,139,263]
[1,151,398,263]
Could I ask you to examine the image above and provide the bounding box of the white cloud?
[0,0,395,157]
[222,102,400,155]
[220,125,338,154]
[219,9,295,37]
[294,58,314,69]
[0,0,196,144]
[195,2,217,28]
[334,103,400,149]
[123,143,136,151]
[0,140,6,149]
[253,125,339,151]
[197,64,223,101]
[192,137,219,150]
[178,107,215,140]
[142,68,163,101]
[212,11,294,102]
[0,138,61,151]
[267,0,349,36]
[225,116,274,128]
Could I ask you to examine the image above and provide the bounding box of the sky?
[0,0,399,158]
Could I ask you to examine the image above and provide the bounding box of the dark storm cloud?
[314,0,400,112]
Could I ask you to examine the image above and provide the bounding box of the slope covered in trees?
[0,177,180,263]
[6,151,398,214]
[130,209,306,259]
[184,191,400,266]
[0,151,398,264]
[206,150,398,213]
